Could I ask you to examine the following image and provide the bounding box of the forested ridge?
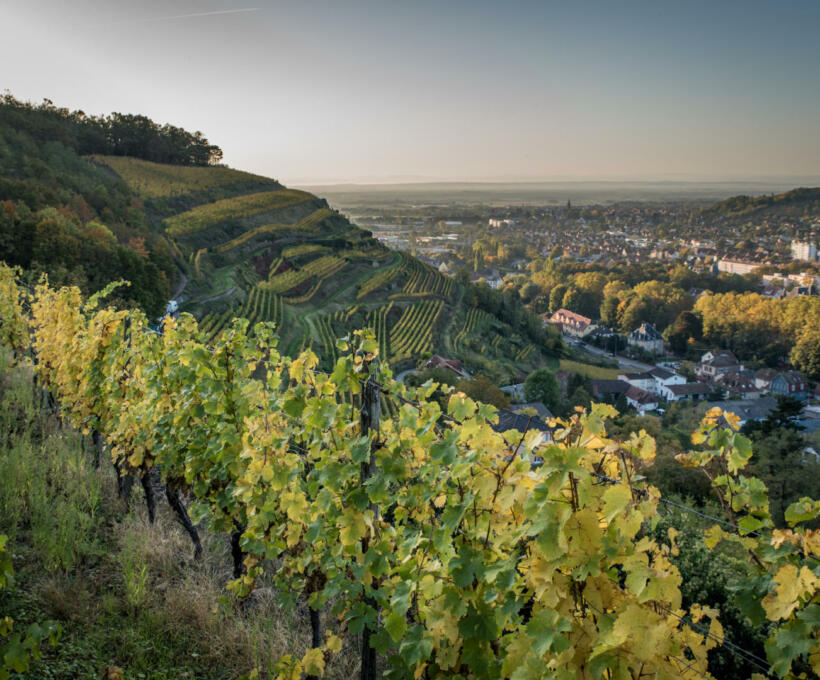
[0,94,217,316]
[704,188,820,220]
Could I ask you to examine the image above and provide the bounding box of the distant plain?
[298,180,820,209]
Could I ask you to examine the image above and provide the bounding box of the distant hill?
[0,95,561,382]
[703,187,820,220]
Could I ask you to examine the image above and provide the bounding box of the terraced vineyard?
[198,309,233,342]
[198,286,283,342]
[193,248,206,276]
[284,280,323,304]
[165,189,313,236]
[357,265,400,299]
[94,156,554,379]
[366,303,393,360]
[93,155,277,198]
[400,258,455,298]
[515,344,536,361]
[307,299,441,368]
[265,257,284,279]
[264,255,347,296]
[315,314,338,364]
[454,307,495,351]
[215,208,334,253]
[331,305,360,324]
[389,300,444,361]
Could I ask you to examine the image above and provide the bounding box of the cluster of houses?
[589,349,810,415]
[761,271,819,298]
[590,367,710,415]
[697,350,809,401]
[543,306,813,414]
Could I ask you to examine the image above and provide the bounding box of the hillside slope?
[0,95,560,379]
[703,187,820,221]
[95,155,560,379]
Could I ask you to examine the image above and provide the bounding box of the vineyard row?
[0,264,813,680]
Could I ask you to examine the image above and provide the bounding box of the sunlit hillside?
[95,155,560,380]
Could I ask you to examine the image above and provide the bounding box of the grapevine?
[215,208,333,253]
[3,261,818,680]
[165,189,313,236]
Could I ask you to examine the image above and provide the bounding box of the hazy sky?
[3,0,820,184]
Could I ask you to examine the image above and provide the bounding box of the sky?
[3,0,820,185]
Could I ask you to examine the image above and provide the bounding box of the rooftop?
[668,383,710,396]
[625,385,657,405]
[649,367,675,380]
[494,409,551,434]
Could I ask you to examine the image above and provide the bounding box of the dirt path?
[196,286,236,305]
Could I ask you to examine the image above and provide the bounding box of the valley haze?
[299,180,820,208]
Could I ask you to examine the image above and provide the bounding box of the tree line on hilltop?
[0,93,222,166]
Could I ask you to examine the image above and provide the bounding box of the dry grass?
[112,494,361,678]
[28,468,362,678]
[0,352,362,679]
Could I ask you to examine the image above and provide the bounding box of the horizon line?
[291,177,820,189]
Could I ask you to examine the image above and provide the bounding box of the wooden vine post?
[359,358,380,680]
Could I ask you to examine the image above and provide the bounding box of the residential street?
[571,340,656,373]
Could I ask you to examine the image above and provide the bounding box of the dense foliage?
[459,270,564,356]
[3,263,819,679]
[0,535,61,678]
[0,94,222,166]
[0,95,217,317]
[0,204,169,317]
[694,293,820,374]
[513,256,820,375]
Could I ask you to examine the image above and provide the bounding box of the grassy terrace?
[557,359,621,380]
[164,189,314,236]
[214,207,333,253]
[92,155,278,198]
[263,255,347,295]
